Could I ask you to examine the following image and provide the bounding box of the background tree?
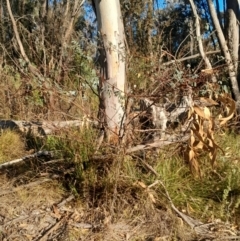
[207,0,240,110]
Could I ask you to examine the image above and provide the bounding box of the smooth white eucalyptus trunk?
[94,0,126,142]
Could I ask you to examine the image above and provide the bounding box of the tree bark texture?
[94,0,126,143]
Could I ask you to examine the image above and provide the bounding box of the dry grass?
[0,130,26,163]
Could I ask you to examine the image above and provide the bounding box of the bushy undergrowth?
[40,128,240,227]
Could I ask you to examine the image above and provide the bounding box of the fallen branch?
[0,119,98,136]
[37,216,67,241]
[126,135,189,153]
[0,151,54,170]
[163,50,221,66]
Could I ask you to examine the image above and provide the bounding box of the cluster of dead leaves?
[185,95,235,177]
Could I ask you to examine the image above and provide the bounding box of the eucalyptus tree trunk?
[226,0,239,74]
[94,0,126,143]
[207,0,240,109]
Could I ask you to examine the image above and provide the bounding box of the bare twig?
[57,195,75,208]
[68,222,93,229]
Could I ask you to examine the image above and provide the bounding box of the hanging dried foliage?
[185,95,235,177]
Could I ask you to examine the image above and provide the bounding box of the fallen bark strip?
[0,151,54,170]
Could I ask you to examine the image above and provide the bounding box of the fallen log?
[0,119,98,136]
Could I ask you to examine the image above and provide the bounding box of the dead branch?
[0,151,54,170]
[37,216,67,241]
[0,119,97,136]
[163,50,221,66]
[126,135,189,153]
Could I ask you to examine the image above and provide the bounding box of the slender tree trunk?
[57,0,84,82]
[6,0,44,82]
[94,0,126,143]
[226,0,239,74]
[189,0,217,82]
[147,0,153,59]
[189,19,194,57]
[207,0,240,109]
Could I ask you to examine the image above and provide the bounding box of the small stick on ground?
[37,216,67,241]
[57,195,75,208]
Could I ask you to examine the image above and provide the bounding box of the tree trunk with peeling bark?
[94,0,126,143]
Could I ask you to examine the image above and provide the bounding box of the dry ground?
[0,153,239,241]
[0,154,198,241]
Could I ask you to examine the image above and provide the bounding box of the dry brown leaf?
[199,97,218,106]
[190,157,201,177]
[189,149,195,161]
[194,140,204,149]
[52,204,62,219]
[190,130,195,146]
[187,202,195,214]
[218,96,236,125]
[193,106,211,120]
[191,127,207,146]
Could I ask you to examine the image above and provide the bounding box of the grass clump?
[148,132,240,224]
[0,130,26,163]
